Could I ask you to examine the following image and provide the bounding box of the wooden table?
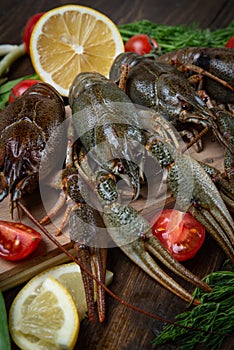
[0,1,233,349]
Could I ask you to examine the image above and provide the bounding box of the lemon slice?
[9,276,79,350]
[30,5,124,96]
[9,262,113,350]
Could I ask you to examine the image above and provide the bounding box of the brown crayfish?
[0,82,66,213]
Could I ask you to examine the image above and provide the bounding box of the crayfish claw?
[70,201,109,322]
[218,179,234,212]
[92,247,107,323]
[74,242,96,323]
[146,236,211,292]
[198,160,234,213]
[168,154,234,262]
[190,206,234,260]
[103,203,204,305]
[73,243,107,323]
[120,238,201,306]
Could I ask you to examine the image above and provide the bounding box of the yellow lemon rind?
[30,4,124,96]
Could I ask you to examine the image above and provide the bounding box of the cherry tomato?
[152,209,205,261]
[8,79,41,103]
[0,221,42,261]
[225,35,234,48]
[125,34,158,55]
[23,12,44,54]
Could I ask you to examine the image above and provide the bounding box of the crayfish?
[109,48,234,167]
[110,48,234,203]
[0,47,233,326]
[40,70,233,322]
[0,82,66,212]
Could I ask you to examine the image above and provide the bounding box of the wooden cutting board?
[0,133,225,291]
[0,188,76,291]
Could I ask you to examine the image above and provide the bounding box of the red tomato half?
[225,35,234,48]
[125,34,158,55]
[23,12,44,54]
[152,209,205,261]
[8,79,41,103]
[0,221,42,261]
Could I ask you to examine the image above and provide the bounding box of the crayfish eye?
[202,95,208,103]
[181,102,191,110]
[117,162,125,173]
[182,104,188,110]
[178,98,191,111]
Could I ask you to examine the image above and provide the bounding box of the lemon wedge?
[9,276,79,350]
[9,262,113,349]
[30,5,124,96]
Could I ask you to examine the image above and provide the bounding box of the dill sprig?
[152,270,234,350]
[118,20,234,53]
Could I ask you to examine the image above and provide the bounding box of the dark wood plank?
[1,1,233,349]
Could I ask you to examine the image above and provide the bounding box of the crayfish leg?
[40,190,66,226]
[118,63,129,92]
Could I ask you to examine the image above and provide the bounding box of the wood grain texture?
[0,1,233,349]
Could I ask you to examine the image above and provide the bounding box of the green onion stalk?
[0,43,26,77]
[0,288,11,350]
